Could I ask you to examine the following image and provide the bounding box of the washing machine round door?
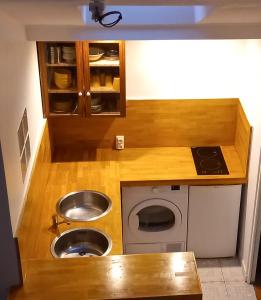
[128,198,182,242]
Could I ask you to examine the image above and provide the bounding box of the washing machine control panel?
[171,185,180,191]
[151,186,181,193]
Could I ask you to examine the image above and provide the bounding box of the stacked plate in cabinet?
[53,99,74,113]
[91,96,104,114]
[54,69,72,89]
[52,98,78,114]
[62,46,76,63]
[103,49,119,61]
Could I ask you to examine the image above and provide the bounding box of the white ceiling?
[1,0,261,25]
[1,0,261,40]
[0,2,84,25]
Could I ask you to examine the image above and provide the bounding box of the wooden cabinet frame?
[37,41,126,118]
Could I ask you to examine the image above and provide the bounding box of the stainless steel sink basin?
[51,228,112,258]
[56,190,112,222]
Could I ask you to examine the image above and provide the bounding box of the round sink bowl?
[56,190,112,222]
[51,228,112,258]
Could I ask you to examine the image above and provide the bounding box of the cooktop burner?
[191,146,229,175]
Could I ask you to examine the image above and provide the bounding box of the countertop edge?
[120,177,247,186]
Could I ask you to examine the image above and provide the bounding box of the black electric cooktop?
[191,146,229,175]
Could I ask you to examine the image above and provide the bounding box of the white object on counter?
[187,185,242,258]
[116,135,124,150]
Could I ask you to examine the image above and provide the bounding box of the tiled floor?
[197,258,257,300]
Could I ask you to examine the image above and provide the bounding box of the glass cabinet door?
[84,41,125,116]
[38,42,84,117]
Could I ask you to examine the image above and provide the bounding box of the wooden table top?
[10,252,202,300]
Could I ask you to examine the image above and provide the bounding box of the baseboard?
[241,258,248,282]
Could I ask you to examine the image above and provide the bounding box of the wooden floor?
[255,268,261,299]
[255,286,261,300]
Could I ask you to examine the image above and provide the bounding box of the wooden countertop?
[98,145,246,185]
[13,124,247,300]
[13,99,251,300]
[18,159,123,260]
[10,252,202,300]
[18,142,246,261]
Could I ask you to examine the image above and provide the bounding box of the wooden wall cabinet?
[37,41,126,117]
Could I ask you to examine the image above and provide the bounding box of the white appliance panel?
[125,242,185,254]
[187,185,242,258]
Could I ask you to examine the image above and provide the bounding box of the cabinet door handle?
[78,91,83,97]
[86,91,91,97]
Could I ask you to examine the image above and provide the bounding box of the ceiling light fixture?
[89,0,122,28]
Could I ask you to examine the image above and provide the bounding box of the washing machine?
[121,185,188,254]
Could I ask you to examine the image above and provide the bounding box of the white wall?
[237,40,261,281]
[0,11,44,234]
[126,40,246,99]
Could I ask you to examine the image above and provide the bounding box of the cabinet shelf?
[90,87,120,94]
[46,63,76,67]
[89,59,119,67]
[49,113,79,117]
[48,88,78,94]
[91,112,121,116]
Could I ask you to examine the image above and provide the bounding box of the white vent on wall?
[17,108,31,182]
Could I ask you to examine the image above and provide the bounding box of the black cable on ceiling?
[89,0,122,28]
[96,11,122,28]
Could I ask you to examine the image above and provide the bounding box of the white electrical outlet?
[116,135,124,150]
